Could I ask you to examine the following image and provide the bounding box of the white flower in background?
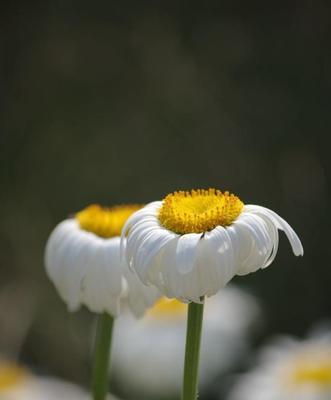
[112,286,261,399]
[0,359,119,400]
[45,204,159,317]
[122,189,303,302]
[227,329,331,400]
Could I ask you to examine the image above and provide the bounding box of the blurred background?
[0,1,330,399]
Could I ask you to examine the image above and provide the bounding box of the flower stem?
[91,312,114,400]
[182,300,204,400]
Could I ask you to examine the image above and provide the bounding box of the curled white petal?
[244,205,303,256]
[233,213,275,275]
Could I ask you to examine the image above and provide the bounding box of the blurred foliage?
[0,1,330,399]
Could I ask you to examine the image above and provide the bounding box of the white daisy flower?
[0,359,119,400]
[112,286,261,399]
[227,329,331,400]
[45,204,159,318]
[122,189,303,302]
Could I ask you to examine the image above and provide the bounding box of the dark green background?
[0,1,329,399]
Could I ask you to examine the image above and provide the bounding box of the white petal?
[136,236,176,296]
[45,220,86,309]
[46,219,128,316]
[134,228,177,282]
[226,225,252,274]
[197,226,236,296]
[120,205,161,259]
[232,213,274,275]
[157,239,200,302]
[80,241,105,313]
[156,238,180,298]
[121,202,161,239]
[244,205,303,256]
[122,263,160,318]
[142,200,163,210]
[45,220,76,282]
[126,221,165,268]
[61,233,90,311]
[102,237,124,298]
[175,233,202,274]
[253,212,279,269]
[81,238,123,316]
[237,214,270,256]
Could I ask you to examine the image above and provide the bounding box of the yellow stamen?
[158,189,244,234]
[0,361,28,390]
[76,204,142,238]
[147,297,187,319]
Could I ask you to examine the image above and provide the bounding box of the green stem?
[182,300,205,400]
[91,312,114,400]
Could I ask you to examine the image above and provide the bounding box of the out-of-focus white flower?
[112,286,261,399]
[227,328,331,400]
[45,204,159,318]
[0,359,119,400]
[122,189,303,303]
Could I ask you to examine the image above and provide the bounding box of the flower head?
[228,329,331,400]
[45,204,159,318]
[113,286,261,399]
[122,189,303,302]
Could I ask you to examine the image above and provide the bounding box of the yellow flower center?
[0,362,27,391]
[147,297,187,320]
[292,360,331,386]
[158,189,244,234]
[76,204,142,238]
